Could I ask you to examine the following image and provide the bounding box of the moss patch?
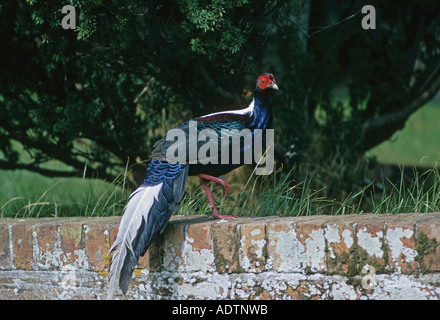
[415,232,438,272]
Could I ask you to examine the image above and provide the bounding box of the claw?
[210,213,238,220]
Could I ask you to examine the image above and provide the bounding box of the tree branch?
[281,7,362,38]
[404,13,426,90]
[362,61,440,149]
[10,133,120,180]
[0,158,116,181]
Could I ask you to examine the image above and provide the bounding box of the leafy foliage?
[1,0,440,201]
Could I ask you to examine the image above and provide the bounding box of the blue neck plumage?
[248,90,272,131]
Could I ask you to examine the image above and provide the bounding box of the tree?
[280,0,440,194]
[1,0,440,194]
[0,0,258,186]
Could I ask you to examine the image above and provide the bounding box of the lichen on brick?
[302,228,326,273]
[1,214,440,300]
[357,227,383,258]
[416,232,439,272]
[268,225,304,273]
[99,234,111,278]
[181,236,215,272]
[385,227,417,273]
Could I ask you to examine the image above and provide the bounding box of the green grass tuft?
[0,169,130,218]
[2,165,440,219]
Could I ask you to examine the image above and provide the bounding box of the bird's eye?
[260,79,265,84]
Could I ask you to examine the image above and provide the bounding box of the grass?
[1,161,440,219]
[1,100,440,218]
[0,169,130,218]
[368,167,440,214]
[367,101,440,167]
[175,164,440,218]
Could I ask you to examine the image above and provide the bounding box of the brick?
[59,222,83,267]
[0,224,11,270]
[1,214,440,300]
[182,220,215,271]
[84,221,109,271]
[212,218,244,273]
[142,236,162,272]
[325,219,356,274]
[12,223,34,270]
[187,220,212,252]
[239,221,267,272]
[108,223,119,249]
[147,217,210,272]
[385,220,418,273]
[355,218,387,273]
[416,220,440,272]
[295,220,326,273]
[106,223,120,273]
[33,221,59,270]
[136,246,149,271]
[161,220,186,271]
[0,288,19,300]
[267,218,301,272]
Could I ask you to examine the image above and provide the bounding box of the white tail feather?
[107,183,163,299]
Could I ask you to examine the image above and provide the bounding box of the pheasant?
[107,73,278,298]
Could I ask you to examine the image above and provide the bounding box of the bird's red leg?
[195,173,231,200]
[198,176,237,220]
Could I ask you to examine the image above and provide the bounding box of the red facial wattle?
[258,74,276,91]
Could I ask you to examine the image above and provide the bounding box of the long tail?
[107,159,188,299]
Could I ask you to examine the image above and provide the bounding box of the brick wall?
[0,213,439,300]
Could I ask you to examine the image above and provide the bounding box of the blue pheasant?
[107,73,278,298]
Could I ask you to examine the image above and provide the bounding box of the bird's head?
[256,73,278,93]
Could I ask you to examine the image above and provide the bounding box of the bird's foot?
[206,199,237,220]
[210,211,238,220]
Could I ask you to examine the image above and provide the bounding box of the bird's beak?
[269,82,279,91]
